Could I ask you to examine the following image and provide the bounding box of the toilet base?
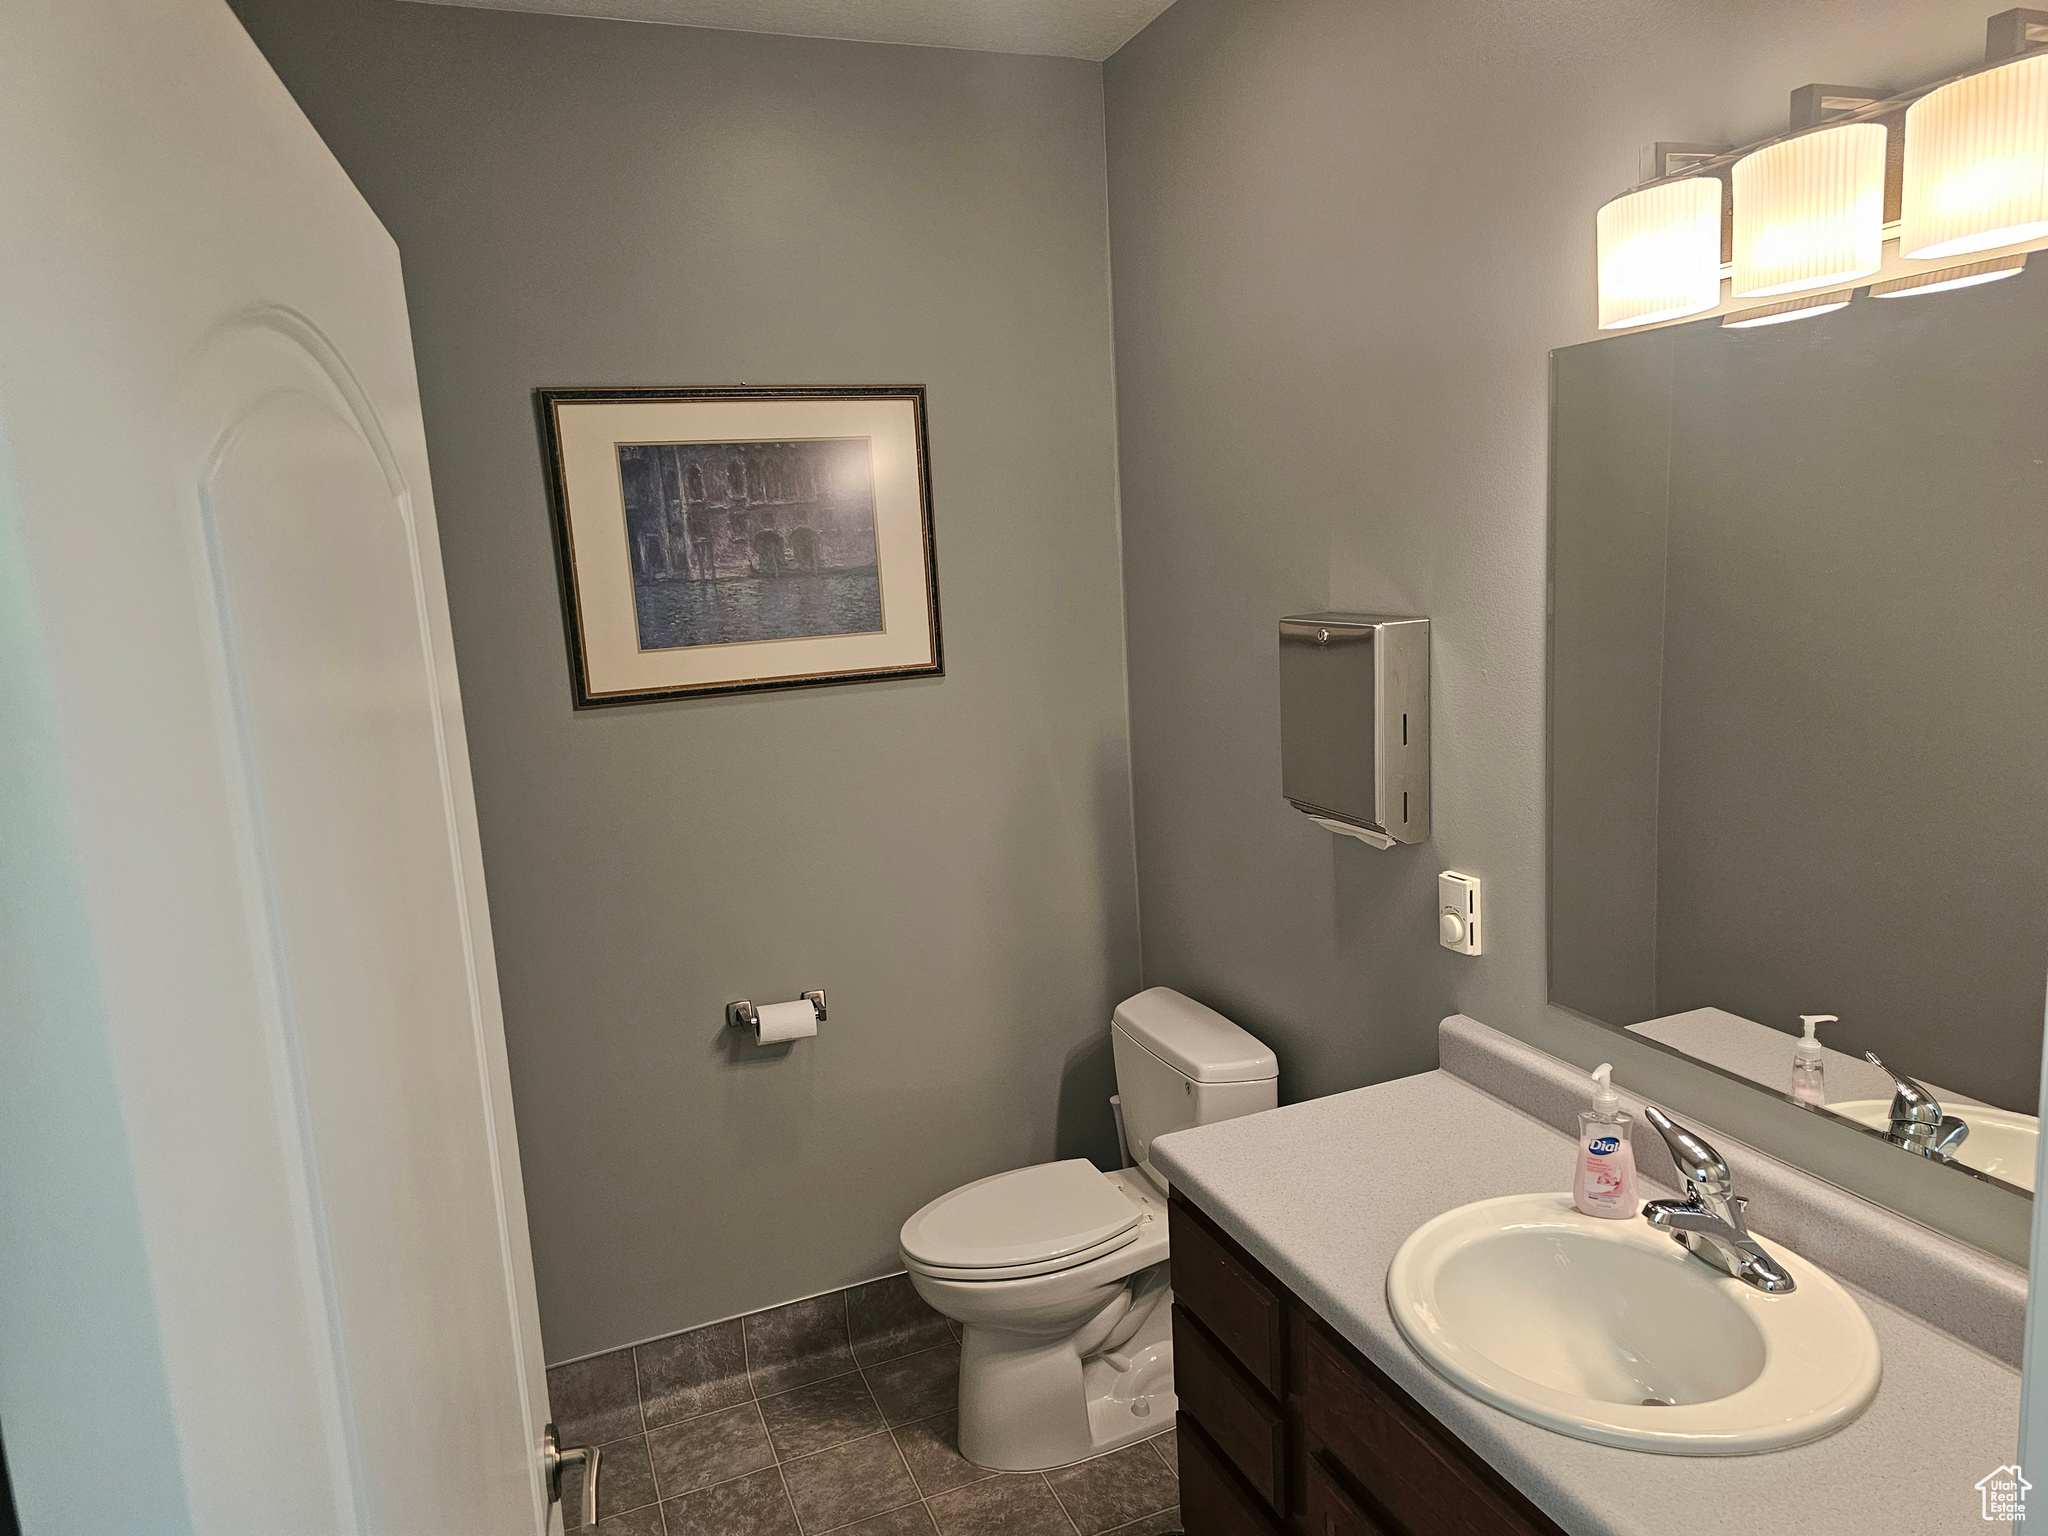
[958,1285,1178,1471]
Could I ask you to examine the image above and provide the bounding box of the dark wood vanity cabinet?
[1168,1195,1566,1536]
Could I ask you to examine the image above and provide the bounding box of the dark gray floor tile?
[1100,1513,1181,1536]
[649,1401,776,1498]
[761,1371,885,1459]
[1146,1429,1176,1478]
[830,1504,939,1535]
[561,1433,658,1521]
[847,1274,954,1366]
[926,1474,1075,1536]
[863,1344,959,1427]
[748,1293,856,1395]
[892,1412,992,1497]
[595,1507,665,1536]
[638,1317,752,1428]
[549,1350,643,1446]
[1045,1445,1178,1536]
[781,1430,921,1533]
[663,1465,801,1536]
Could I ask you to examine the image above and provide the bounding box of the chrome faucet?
[1864,1052,1970,1163]
[1639,1106,1796,1294]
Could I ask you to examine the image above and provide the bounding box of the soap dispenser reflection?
[1792,1015,1835,1107]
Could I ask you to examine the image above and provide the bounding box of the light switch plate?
[1439,871,1481,955]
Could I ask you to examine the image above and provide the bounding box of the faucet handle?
[1864,1052,1943,1128]
[1642,1105,1732,1199]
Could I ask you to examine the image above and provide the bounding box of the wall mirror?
[1548,259,2048,1201]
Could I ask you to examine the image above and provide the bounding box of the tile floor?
[549,1274,1181,1536]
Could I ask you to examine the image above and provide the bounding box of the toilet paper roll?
[754,998,819,1044]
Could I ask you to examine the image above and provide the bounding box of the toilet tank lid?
[1112,987,1277,1084]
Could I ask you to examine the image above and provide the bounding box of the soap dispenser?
[1792,1015,1835,1107]
[1573,1064,1638,1219]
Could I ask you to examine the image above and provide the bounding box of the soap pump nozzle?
[1590,1061,1620,1111]
[1794,1015,1834,1065]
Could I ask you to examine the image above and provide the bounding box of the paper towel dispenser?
[1279,613,1429,847]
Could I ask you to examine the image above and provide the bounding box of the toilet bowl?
[900,988,1277,1471]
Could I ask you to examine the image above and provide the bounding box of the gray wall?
[1104,0,2036,1256]
[1548,332,1672,1030]
[1652,273,2048,1109]
[229,0,1139,1362]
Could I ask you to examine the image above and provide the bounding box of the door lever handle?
[542,1422,601,1531]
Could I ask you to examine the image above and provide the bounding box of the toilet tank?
[1110,987,1278,1193]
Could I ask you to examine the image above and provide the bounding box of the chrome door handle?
[542,1422,601,1532]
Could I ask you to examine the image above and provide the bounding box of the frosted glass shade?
[1870,253,2027,297]
[1595,178,1724,329]
[1732,123,1886,298]
[1901,53,2048,260]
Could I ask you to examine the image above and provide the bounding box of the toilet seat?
[900,1159,1142,1282]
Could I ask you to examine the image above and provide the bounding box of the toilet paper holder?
[726,990,827,1031]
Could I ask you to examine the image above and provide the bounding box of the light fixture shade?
[1731,123,1886,298]
[1595,178,1724,329]
[1722,291,1852,329]
[1869,253,2027,297]
[1900,53,2048,260]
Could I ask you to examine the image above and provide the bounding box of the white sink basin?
[1388,1194,1880,1455]
[1826,1099,2038,1192]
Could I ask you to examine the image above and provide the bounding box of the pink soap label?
[1583,1155,1623,1197]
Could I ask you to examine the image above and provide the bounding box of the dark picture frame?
[536,385,942,707]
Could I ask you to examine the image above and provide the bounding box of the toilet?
[899,987,1278,1471]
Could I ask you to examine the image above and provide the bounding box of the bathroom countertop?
[1150,1069,2021,1536]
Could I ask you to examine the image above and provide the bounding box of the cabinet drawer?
[1302,1323,1564,1536]
[1304,1455,1393,1536]
[1178,1417,1284,1536]
[1168,1196,1285,1393]
[1172,1305,1285,1512]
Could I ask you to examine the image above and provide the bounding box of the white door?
[0,3,555,1533]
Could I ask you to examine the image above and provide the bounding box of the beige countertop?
[1151,1068,2022,1536]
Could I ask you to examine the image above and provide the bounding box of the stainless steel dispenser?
[1278,613,1429,847]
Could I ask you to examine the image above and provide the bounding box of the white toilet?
[899,987,1278,1471]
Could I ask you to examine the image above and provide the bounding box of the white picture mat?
[553,395,934,695]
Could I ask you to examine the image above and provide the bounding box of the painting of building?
[615,436,884,649]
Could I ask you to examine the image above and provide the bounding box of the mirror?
[1549,260,2048,1200]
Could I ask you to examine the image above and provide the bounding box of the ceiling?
[402,0,1179,61]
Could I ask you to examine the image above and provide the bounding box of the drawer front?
[1304,1455,1393,1536]
[1172,1305,1285,1512]
[1168,1197,1285,1393]
[1179,1417,1285,1536]
[1303,1324,1561,1536]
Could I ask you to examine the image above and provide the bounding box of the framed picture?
[536,385,942,706]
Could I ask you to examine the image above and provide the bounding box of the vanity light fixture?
[1900,50,2048,259]
[1591,10,2048,331]
[1595,178,1725,329]
[1870,252,2028,296]
[1731,123,1888,298]
[1721,290,1853,328]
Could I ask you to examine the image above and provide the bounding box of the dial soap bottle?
[1573,1063,1638,1219]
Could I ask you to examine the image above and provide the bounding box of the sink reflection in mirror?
[1549,256,2048,1204]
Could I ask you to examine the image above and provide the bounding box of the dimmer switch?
[1439,871,1481,955]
